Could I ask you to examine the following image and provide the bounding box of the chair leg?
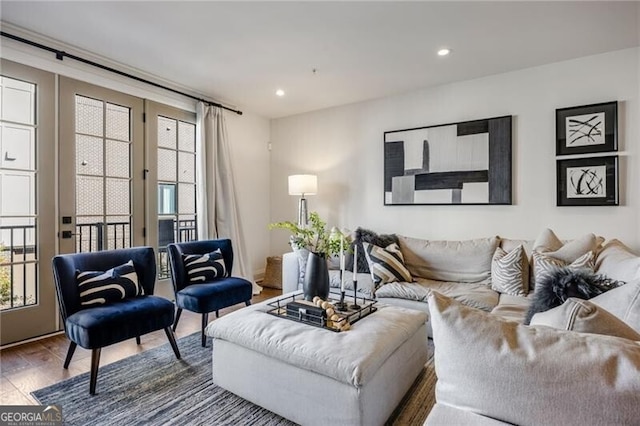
[164,327,181,359]
[89,348,101,395]
[245,300,251,306]
[136,336,141,345]
[215,310,219,318]
[201,313,209,347]
[63,341,77,369]
[173,308,183,332]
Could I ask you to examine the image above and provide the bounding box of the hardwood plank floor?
[0,287,281,405]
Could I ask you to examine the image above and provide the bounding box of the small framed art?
[556,156,618,206]
[556,101,617,156]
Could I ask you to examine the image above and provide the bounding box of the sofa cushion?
[426,404,509,426]
[596,239,640,282]
[376,278,499,312]
[590,280,640,334]
[491,245,528,296]
[490,293,532,323]
[328,270,375,297]
[362,242,412,287]
[398,236,498,283]
[530,298,640,340]
[428,291,640,426]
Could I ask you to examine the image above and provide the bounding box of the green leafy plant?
[269,212,349,257]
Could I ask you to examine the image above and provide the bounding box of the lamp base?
[298,197,308,228]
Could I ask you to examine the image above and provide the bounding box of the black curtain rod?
[1,31,243,115]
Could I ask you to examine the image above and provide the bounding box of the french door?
[0,60,57,345]
[58,77,145,258]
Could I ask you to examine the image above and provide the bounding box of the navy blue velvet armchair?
[52,247,181,395]
[167,239,253,347]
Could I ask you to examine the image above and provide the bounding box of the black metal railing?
[75,221,130,252]
[0,224,37,310]
[157,218,197,279]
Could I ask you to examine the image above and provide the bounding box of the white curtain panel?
[196,102,262,294]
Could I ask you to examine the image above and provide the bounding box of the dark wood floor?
[0,287,281,405]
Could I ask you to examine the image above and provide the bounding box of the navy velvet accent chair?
[167,239,253,347]
[52,247,181,395]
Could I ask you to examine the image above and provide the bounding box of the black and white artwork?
[383,116,512,205]
[556,101,617,156]
[556,156,618,206]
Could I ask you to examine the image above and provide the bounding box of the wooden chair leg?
[173,308,183,332]
[245,300,251,306]
[89,348,101,395]
[135,336,141,345]
[63,341,77,369]
[201,313,209,347]
[164,327,181,359]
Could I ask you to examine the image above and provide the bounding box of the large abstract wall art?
[383,116,512,205]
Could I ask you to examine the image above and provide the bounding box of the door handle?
[60,230,77,239]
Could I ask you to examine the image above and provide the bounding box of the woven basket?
[262,256,283,289]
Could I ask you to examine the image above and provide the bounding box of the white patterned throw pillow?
[491,245,528,296]
[77,259,143,306]
[532,250,595,286]
[183,249,227,283]
[362,242,412,288]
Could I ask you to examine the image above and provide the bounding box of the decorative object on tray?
[384,115,512,205]
[556,156,619,206]
[267,292,377,332]
[269,212,351,300]
[555,101,617,156]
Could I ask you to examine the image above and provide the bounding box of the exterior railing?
[157,218,198,279]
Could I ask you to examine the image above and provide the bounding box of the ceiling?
[1,1,638,119]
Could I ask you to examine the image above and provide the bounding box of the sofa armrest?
[282,252,301,294]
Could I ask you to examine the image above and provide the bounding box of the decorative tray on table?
[266,292,377,332]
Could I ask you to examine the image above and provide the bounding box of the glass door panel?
[59,77,144,257]
[0,60,56,345]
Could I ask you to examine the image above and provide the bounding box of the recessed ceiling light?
[437,48,451,56]
[275,89,285,97]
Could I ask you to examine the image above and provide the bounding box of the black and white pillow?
[183,249,226,283]
[362,242,412,288]
[77,260,143,306]
[491,245,528,296]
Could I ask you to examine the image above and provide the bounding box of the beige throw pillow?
[530,298,640,341]
[491,245,528,296]
[596,239,640,282]
[428,291,640,426]
[591,280,640,334]
[398,236,498,283]
[532,228,603,263]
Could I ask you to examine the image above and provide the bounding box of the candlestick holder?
[335,291,348,311]
[350,279,361,309]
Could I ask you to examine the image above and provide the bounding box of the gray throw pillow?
[428,291,640,426]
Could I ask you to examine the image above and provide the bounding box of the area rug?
[32,334,436,425]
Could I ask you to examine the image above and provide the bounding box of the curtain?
[196,102,262,294]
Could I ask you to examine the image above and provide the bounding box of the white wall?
[270,48,640,254]
[1,37,272,278]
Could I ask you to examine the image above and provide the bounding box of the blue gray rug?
[32,334,435,425]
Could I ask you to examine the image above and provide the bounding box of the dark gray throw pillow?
[524,266,622,325]
[345,227,399,274]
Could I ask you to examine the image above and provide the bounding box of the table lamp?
[288,174,317,227]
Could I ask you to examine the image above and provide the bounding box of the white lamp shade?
[288,174,317,196]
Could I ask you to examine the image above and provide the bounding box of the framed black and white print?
[556,156,618,206]
[383,115,512,205]
[556,101,617,156]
